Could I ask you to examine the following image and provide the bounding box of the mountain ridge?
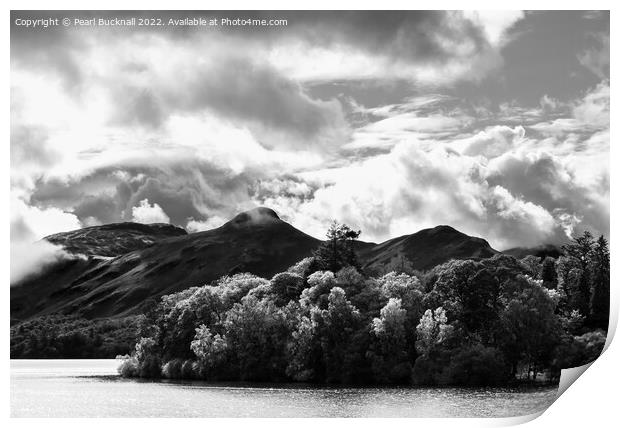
[12,207,501,321]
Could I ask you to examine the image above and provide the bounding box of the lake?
[10,359,558,417]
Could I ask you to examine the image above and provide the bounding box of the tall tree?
[589,235,610,330]
[312,221,361,273]
[562,231,595,318]
[540,257,558,289]
[499,277,562,379]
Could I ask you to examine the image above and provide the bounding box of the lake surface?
[11,359,558,417]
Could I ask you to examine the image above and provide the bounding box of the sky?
[10,10,610,253]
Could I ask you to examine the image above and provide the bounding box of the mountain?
[11,208,499,321]
[503,244,563,260]
[45,222,187,258]
[358,225,499,272]
[11,208,320,320]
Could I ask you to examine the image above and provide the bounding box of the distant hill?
[358,225,498,272]
[502,244,563,260]
[11,208,500,320]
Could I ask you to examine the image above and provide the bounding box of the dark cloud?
[72,194,119,225]
[103,55,347,143]
[159,56,345,143]
[486,152,609,239]
[11,12,86,91]
[11,10,609,249]
[29,160,262,228]
[451,10,609,106]
[108,87,165,128]
[11,10,491,61]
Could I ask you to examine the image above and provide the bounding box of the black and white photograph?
[8,7,612,420]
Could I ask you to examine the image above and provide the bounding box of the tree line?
[116,224,609,385]
[10,315,137,358]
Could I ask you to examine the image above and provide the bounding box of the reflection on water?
[11,360,558,418]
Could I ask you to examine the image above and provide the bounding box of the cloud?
[10,241,75,285]
[255,80,609,250]
[460,126,526,158]
[265,11,523,84]
[11,11,520,89]
[529,81,609,135]
[578,32,610,79]
[103,50,349,151]
[486,150,608,241]
[10,195,83,285]
[27,156,271,230]
[10,10,608,252]
[462,10,524,46]
[131,199,171,224]
[11,195,81,242]
[186,217,226,233]
[572,81,609,128]
[259,143,531,248]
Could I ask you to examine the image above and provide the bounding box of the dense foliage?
[117,228,609,385]
[10,315,139,358]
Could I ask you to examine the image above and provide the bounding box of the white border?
[3,1,617,427]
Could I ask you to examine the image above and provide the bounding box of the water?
[10,360,558,417]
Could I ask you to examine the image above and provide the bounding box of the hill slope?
[45,222,187,258]
[11,208,320,319]
[11,208,500,320]
[359,225,498,271]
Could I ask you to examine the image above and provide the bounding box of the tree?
[424,259,500,340]
[498,277,562,379]
[553,330,606,370]
[190,325,228,378]
[459,269,500,339]
[376,271,423,358]
[415,307,453,356]
[315,287,362,383]
[440,344,509,386]
[411,307,456,385]
[540,257,558,289]
[134,337,162,378]
[369,298,411,383]
[286,313,320,382]
[562,231,594,318]
[222,295,292,381]
[270,272,305,306]
[556,255,580,311]
[520,255,541,279]
[300,270,337,309]
[311,222,361,273]
[589,235,610,330]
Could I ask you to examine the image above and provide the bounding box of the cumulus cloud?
[10,241,75,285]
[10,196,83,285]
[460,126,526,158]
[10,10,608,252]
[254,81,609,250]
[11,195,81,242]
[131,199,171,224]
[258,142,567,249]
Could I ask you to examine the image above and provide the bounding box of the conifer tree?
[589,235,610,330]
